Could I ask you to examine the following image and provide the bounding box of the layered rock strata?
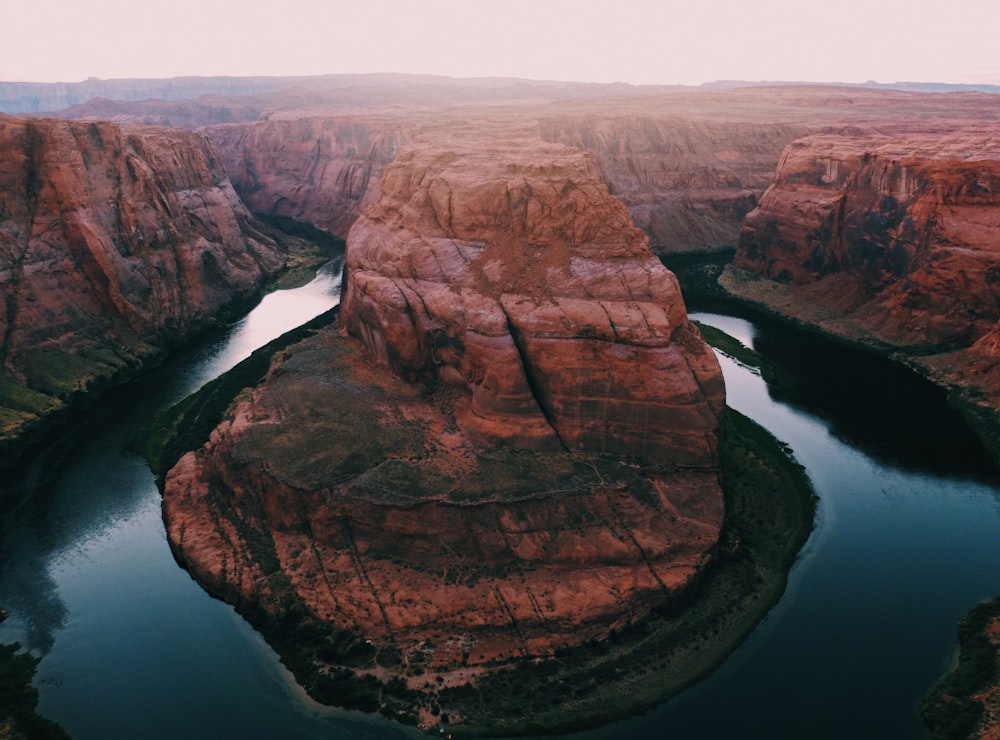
[539,116,807,252]
[340,140,725,465]
[163,140,726,687]
[204,117,409,240]
[0,116,288,460]
[731,128,1000,412]
[204,112,804,253]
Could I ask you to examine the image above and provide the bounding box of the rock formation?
[205,117,409,240]
[341,137,725,464]
[730,127,1000,417]
[0,116,288,464]
[204,112,803,255]
[538,116,808,252]
[162,137,726,719]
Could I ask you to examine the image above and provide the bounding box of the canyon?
[2,75,999,736]
[0,116,296,470]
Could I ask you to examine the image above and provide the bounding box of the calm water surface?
[1,279,997,739]
[1,259,419,739]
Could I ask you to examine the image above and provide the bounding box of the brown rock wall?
[340,139,725,465]
[735,130,1000,349]
[204,117,408,240]
[0,116,287,455]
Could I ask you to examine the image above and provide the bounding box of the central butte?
[162,135,726,714]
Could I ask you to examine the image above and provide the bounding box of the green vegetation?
[134,306,341,478]
[692,321,777,383]
[0,642,71,739]
[921,595,1000,740]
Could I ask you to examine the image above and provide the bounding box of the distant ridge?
[703,79,1000,94]
[0,73,677,115]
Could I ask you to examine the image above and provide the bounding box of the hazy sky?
[4,0,1000,86]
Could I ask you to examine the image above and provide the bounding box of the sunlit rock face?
[0,116,286,457]
[163,136,726,685]
[340,138,725,465]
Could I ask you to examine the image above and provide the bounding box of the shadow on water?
[750,319,999,481]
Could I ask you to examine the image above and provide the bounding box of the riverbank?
[922,595,1000,740]
[0,223,334,486]
[672,257,1000,467]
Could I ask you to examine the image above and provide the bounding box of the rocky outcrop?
[0,116,288,462]
[164,323,725,666]
[729,128,1000,420]
[162,137,726,723]
[340,139,725,465]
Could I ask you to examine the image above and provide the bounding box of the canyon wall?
[203,112,808,253]
[0,116,289,463]
[204,117,409,240]
[730,128,1000,412]
[539,116,808,251]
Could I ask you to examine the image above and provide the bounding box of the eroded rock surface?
[730,127,1000,418]
[0,116,287,458]
[162,138,726,706]
[164,325,725,667]
[205,117,409,240]
[341,139,725,465]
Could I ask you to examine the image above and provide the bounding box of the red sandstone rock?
[538,116,807,251]
[204,117,409,240]
[163,321,725,669]
[0,116,287,453]
[161,135,727,703]
[736,129,1000,349]
[340,139,725,465]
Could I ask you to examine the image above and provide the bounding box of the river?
[1,267,997,739]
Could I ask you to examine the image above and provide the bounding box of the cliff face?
[729,128,1000,424]
[735,130,1000,349]
[341,139,725,465]
[162,138,725,702]
[539,116,808,252]
[0,116,287,458]
[204,118,409,240]
[203,113,806,254]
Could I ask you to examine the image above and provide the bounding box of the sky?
[4,0,1000,87]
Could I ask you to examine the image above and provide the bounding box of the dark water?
[1,277,998,739]
[550,313,999,740]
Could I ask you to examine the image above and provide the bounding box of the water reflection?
[696,311,998,480]
[0,257,424,740]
